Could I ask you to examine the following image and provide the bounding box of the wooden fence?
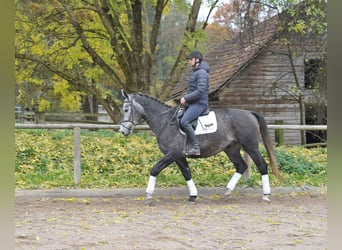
[15,123,327,185]
[15,111,113,124]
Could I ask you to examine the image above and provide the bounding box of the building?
[168,7,327,145]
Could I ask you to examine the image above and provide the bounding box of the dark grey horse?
[119,90,282,204]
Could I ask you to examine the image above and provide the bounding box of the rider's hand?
[180,97,186,105]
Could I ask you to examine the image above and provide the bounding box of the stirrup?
[185,145,200,156]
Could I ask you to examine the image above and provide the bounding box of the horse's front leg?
[145,152,175,205]
[175,157,198,203]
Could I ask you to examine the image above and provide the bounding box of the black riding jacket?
[184,61,210,106]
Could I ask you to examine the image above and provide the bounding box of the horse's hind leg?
[223,142,249,196]
[175,157,197,203]
[243,144,271,201]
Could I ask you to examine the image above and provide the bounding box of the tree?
[212,0,278,34]
[15,0,219,122]
[270,0,327,144]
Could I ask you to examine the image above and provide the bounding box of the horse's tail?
[251,111,283,181]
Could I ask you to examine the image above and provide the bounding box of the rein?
[121,94,181,128]
[169,105,184,125]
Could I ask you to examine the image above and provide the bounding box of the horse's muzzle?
[119,125,131,136]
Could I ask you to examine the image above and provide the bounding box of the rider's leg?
[181,123,200,156]
[180,104,206,156]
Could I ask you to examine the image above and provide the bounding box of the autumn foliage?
[16,129,327,189]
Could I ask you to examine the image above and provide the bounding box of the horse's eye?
[124,109,129,113]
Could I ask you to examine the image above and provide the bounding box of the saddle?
[177,107,217,135]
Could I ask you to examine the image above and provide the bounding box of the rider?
[180,50,210,156]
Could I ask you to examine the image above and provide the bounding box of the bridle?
[120,98,138,133]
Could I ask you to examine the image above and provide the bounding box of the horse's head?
[119,90,145,136]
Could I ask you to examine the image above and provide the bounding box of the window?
[305,102,327,144]
[304,59,322,89]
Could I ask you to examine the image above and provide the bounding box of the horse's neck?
[145,105,173,131]
[146,112,172,136]
[135,95,174,135]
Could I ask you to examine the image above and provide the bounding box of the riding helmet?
[187,50,203,60]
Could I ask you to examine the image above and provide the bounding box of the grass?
[15,129,327,189]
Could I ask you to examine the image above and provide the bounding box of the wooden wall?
[210,41,307,145]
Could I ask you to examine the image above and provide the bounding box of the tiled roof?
[168,13,283,100]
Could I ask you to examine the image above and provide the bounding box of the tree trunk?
[157,0,202,101]
[286,42,306,144]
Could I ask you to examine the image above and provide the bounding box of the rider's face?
[188,57,196,67]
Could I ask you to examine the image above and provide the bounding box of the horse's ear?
[120,89,129,99]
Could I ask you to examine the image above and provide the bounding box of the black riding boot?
[182,123,200,156]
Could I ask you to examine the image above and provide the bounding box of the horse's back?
[215,108,261,140]
[216,108,260,126]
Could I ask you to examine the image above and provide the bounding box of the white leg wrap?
[187,179,198,196]
[226,172,242,191]
[146,175,156,195]
[262,174,271,195]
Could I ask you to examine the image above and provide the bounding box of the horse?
[118,90,282,204]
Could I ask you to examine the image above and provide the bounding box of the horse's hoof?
[187,196,196,205]
[224,189,233,196]
[188,195,197,205]
[188,195,197,202]
[262,195,270,202]
[144,197,155,206]
[187,200,196,205]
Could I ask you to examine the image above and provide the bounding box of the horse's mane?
[133,93,173,109]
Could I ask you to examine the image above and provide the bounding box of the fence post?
[73,127,81,185]
[275,120,284,146]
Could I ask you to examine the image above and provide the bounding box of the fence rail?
[15,123,327,185]
[15,123,327,130]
